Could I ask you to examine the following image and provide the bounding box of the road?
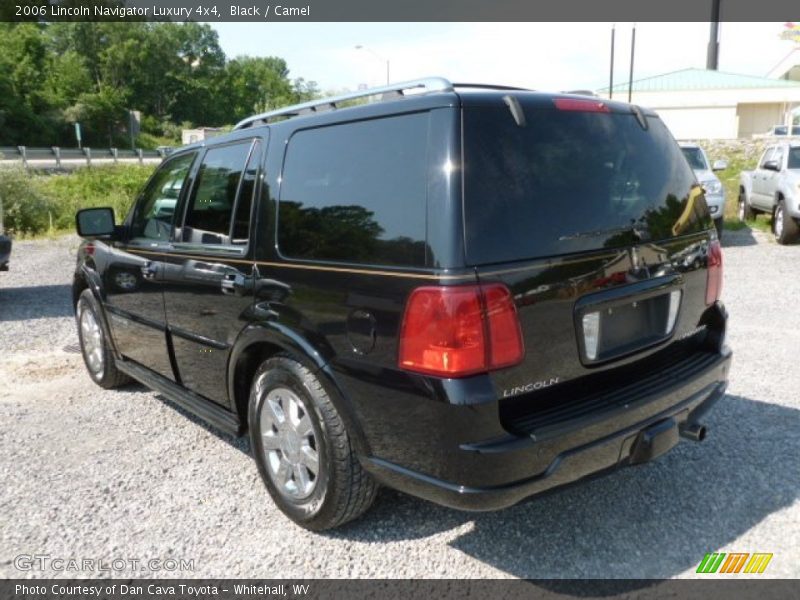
[1,231,798,580]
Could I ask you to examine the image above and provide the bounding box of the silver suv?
[680,143,727,237]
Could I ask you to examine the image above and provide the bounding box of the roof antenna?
[503,95,527,127]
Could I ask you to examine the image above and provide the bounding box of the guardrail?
[0,146,168,169]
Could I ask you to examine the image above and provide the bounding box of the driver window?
[131,153,196,241]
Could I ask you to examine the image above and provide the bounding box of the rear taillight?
[706,240,723,305]
[398,283,524,378]
[553,98,610,113]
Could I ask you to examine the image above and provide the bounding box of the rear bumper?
[361,347,731,511]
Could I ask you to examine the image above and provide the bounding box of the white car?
[739,142,800,244]
[680,143,727,237]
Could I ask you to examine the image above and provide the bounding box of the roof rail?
[452,83,532,92]
[233,77,454,130]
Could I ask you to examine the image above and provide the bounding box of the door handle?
[140,262,159,280]
[221,273,255,296]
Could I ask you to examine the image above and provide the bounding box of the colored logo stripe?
[697,553,726,573]
[720,553,749,573]
[744,554,773,574]
[697,552,773,574]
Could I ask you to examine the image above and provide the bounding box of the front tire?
[249,355,378,530]
[738,192,754,221]
[76,289,131,389]
[714,217,724,240]
[774,200,800,245]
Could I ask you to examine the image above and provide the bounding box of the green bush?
[35,164,155,230]
[0,168,57,235]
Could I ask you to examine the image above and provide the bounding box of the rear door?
[461,98,713,398]
[161,138,264,405]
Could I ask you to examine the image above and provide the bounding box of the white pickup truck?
[739,142,800,244]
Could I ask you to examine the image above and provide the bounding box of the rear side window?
[463,104,709,264]
[277,113,429,266]
[182,141,254,245]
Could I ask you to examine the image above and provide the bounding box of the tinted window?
[681,147,708,170]
[131,152,195,241]
[463,105,710,264]
[232,141,261,243]
[183,142,253,245]
[788,147,800,169]
[278,113,429,266]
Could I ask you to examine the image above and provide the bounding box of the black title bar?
[4,0,800,22]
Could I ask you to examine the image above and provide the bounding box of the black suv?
[73,78,731,530]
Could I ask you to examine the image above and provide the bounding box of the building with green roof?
[596,68,800,139]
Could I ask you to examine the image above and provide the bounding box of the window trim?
[274,111,432,270]
[174,138,260,252]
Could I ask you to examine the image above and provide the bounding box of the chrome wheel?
[79,304,104,377]
[775,205,784,236]
[259,387,319,499]
[738,198,745,221]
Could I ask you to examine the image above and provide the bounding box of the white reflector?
[665,290,682,334]
[582,311,601,360]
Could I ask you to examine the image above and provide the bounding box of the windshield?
[788,147,800,169]
[681,147,709,171]
[463,104,710,264]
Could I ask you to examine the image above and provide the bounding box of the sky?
[210,22,799,93]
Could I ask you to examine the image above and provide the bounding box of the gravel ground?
[1,231,798,580]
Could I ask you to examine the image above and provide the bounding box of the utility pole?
[609,24,616,99]
[628,24,636,103]
[706,0,721,70]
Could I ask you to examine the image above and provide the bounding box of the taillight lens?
[706,240,723,305]
[398,284,524,377]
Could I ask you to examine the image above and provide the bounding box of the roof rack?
[452,83,532,91]
[233,77,454,130]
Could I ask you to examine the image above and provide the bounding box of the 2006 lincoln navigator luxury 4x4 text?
[73,78,731,530]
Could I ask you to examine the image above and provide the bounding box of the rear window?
[463,104,710,265]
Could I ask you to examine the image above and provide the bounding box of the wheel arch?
[227,323,370,456]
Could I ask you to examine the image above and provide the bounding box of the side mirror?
[712,159,727,171]
[76,207,116,238]
[763,160,779,172]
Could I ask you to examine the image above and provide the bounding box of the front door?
[104,151,197,380]
[161,138,264,406]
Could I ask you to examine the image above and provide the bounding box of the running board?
[117,360,242,436]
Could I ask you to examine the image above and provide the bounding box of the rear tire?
[249,355,378,530]
[774,200,800,245]
[76,289,131,389]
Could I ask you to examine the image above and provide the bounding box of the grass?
[0,165,154,237]
[713,140,775,235]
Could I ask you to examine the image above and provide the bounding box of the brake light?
[398,284,524,377]
[85,242,95,256]
[553,98,610,113]
[706,240,723,305]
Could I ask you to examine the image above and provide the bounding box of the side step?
[117,360,242,436]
